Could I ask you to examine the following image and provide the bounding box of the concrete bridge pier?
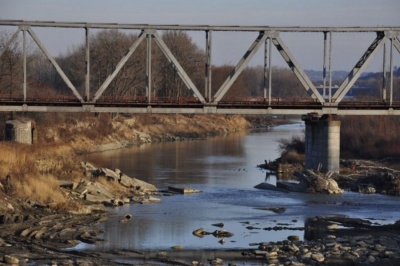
[302,113,341,173]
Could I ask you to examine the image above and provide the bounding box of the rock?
[288,235,300,242]
[99,168,119,181]
[212,222,224,228]
[75,179,115,202]
[357,184,376,194]
[294,170,343,194]
[4,255,19,264]
[81,161,97,171]
[6,203,14,211]
[277,181,308,192]
[120,214,132,223]
[265,251,278,259]
[288,243,300,253]
[367,255,377,263]
[171,245,184,250]
[311,252,325,262]
[255,207,286,213]
[254,182,290,192]
[212,230,234,238]
[119,174,157,192]
[192,228,209,237]
[209,258,224,265]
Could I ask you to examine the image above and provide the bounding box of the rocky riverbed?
[1,160,400,265]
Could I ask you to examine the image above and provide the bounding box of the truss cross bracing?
[0,20,399,115]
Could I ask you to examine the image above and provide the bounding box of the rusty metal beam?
[27,27,84,102]
[152,31,206,103]
[271,34,325,103]
[213,32,267,103]
[333,33,388,103]
[93,31,146,102]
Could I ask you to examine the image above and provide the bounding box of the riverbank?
[1,114,400,265]
[0,113,288,264]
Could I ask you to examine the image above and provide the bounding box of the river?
[78,122,400,251]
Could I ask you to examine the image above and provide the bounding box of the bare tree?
[152,31,205,99]
[0,31,23,95]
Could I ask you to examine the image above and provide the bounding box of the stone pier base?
[303,113,341,173]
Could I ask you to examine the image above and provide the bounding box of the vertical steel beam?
[85,27,90,101]
[264,37,268,99]
[205,30,212,102]
[0,28,21,59]
[27,27,84,102]
[383,43,387,102]
[146,32,152,103]
[389,38,393,106]
[328,32,333,103]
[23,28,27,101]
[152,31,206,103]
[271,35,325,103]
[93,31,146,102]
[323,32,327,99]
[213,32,267,103]
[333,33,388,103]
[268,38,272,105]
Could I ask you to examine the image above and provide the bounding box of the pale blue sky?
[1,0,399,26]
[0,0,399,71]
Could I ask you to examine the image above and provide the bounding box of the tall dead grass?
[341,116,400,159]
[0,141,79,205]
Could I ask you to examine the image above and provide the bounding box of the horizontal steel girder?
[0,20,399,33]
[0,104,399,116]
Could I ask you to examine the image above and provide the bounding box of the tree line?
[0,29,324,101]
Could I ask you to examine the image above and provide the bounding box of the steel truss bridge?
[0,20,399,115]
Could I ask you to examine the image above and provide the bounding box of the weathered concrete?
[5,120,36,144]
[303,114,341,173]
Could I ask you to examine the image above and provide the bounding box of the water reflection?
[79,122,400,251]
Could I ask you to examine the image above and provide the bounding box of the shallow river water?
[79,122,400,251]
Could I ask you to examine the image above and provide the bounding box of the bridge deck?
[0,98,399,115]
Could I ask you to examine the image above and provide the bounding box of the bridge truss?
[0,20,399,115]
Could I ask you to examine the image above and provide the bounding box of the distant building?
[5,120,36,144]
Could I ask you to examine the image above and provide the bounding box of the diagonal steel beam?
[152,31,206,103]
[93,31,146,102]
[333,33,388,103]
[393,37,400,54]
[271,35,325,103]
[213,32,267,103]
[0,27,21,59]
[27,27,84,102]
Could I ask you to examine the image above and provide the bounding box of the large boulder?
[119,174,157,192]
[75,179,115,204]
[294,170,343,194]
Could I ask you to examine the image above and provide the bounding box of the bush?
[278,133,305,155]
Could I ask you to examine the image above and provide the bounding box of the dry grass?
[0,141,80,206]
[0,112,253,209]
[280,151,305,163]
[341,116,400,159]
[12,173,65,204]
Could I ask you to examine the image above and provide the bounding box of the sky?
[0,0,399,71]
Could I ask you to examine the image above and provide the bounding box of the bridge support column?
[302,113,341,173]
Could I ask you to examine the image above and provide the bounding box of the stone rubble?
[242,233,400,265]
